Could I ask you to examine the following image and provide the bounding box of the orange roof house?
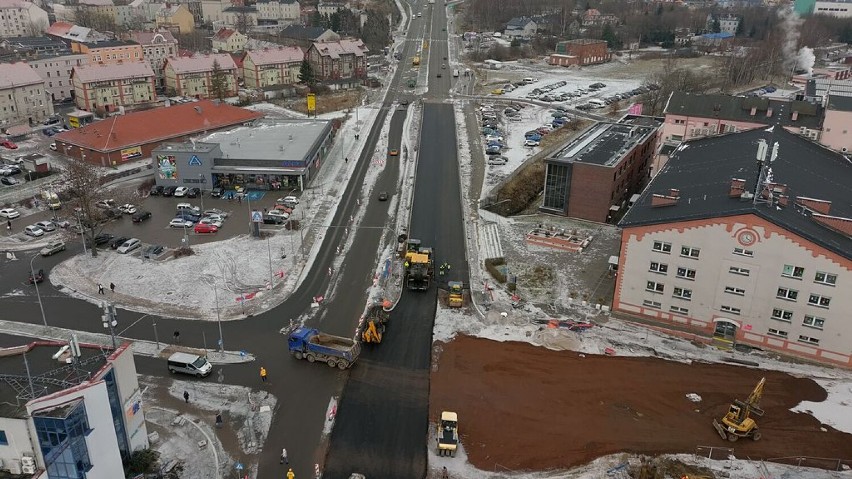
[53,100,262,166]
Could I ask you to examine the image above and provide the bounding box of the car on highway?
[1,176,19,186]
[40,239,66,256]
[170,218,194,228]
[110,236,131,249]
[388,148,399,156]
[378,191,389,201]
[24,225,44,237]
[0,140,18,149]
[436,72,442,78]
[142,244,164,258]
[117,238,141,254]
[118,204,137,214]
[132,210,152,223]
[35,220,56,232]
[0,207,19,219]
[194,223,218,234]
[173,186,189,197]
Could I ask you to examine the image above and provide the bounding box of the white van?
[452,69,459,78]
[523,77,536,84]
[588,99,607,108]
[167,352,213,377]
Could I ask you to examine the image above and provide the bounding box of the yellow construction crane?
[713,377,765,442]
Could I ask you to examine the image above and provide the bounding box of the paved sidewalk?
[0,319,254,364]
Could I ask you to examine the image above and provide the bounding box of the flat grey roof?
[203,120,331,162]
[0,343,110,419]
[156,141,221,154]
[549,122,657,167]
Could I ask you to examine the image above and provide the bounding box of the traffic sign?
[235,462,243,471]
[251,211,263,223]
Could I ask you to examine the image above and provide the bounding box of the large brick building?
[540,116,661,223]
[616,127,852,367]
[549,39,611,67]
[306,39,367,82]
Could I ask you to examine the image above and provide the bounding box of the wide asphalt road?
[322,1,470,477]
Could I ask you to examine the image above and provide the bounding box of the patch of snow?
[685,393,702,403]
[792,379,852,434]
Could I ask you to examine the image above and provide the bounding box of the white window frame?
[767,328,788,338]
[672,287,692,300]
[649,262,668,274]
[770,308,793,322]
[802,315,825,330]
[797,335,819,345]
[776,287,798,301]
[729,266,750,276]
[680,246,700,259]
[782,264,805,279]
[732,247,753,257]
[646,281,664,293]
[807,294,831,308]
[642,299,661,309]
[676,267,696,280]
[652,241,672,253]
[720,305,741,315]
[814,271,836,286]
[724,286,746,296]
[670,305,689,314]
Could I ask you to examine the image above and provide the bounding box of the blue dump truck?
[288,327,360,369]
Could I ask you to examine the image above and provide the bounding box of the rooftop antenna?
[753,139,779,206]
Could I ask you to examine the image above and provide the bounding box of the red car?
[194,223,218,234]
[0,140,18,149]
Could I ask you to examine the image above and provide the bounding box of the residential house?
[163,54,238,99]
[212,28,247,52]
[581,8,619,26]
[46,22,108,45]
[26,52,89,102]
[306,39,367,83]
[277,24,339,48]
[503,17,538,40]
[821,95,852,153]
[317,1,345,16]
[117,0,160,28]
[673,28,693,46]
[243,46,303,89]
[71,61,156,112]
[707,13,740,35]
[220,5,258,29]
[256,0,300,24]
[0,62,53,126]
[129,30,178,89]
[616,127,852,368]
[71,39,144,65]
[540,117,661,223]
[657,92,824,172]
[156,3,195,33]
[0,0,49,38]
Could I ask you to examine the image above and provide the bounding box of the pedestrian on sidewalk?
[345,157,349,163]
[97,283,105,295]
[280,448,288,464]
[237,196,242,204]
[109,282,115,293]
[260,366,268,382]
[183,390,190,403]
[6,220,10,233]
[215,412,223,428]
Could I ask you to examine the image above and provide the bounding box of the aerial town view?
[0,0,851,477]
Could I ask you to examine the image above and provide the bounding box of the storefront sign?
[121,146,143,161]
[279,160,303,168]
[156,154,178,179]
[188,155,202,166]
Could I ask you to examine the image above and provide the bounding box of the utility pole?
[101,302,118,349]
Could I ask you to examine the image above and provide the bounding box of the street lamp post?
[213,284,223,352]
[199,174,205,211]
[29,254,47,326]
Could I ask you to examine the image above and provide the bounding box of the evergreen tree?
[298,59,316,88]
[601,24,622,49]
[210,59,228,101]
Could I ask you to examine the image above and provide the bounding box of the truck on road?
[288,327,360,369]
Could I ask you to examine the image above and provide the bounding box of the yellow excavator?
[713,377,765,442]
[361,300,390,344]
[447,281,464,308]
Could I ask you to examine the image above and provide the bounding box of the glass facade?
[542,162,571,212]
[103,370,129,459]
[34,402,93,479]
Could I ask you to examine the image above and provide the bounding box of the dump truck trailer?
[288,327,360,369]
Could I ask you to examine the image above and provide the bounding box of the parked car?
[142,244,165,259]
[118,204,137,214]
[488,156,508,166]
[174,213,200,223]
[49,142,57,151]
[35,220,56,232]
[0,207,19,218]
[24,225,44,237]
[109,236,130,249]
[203,209,226,217]
[263,215,285,225]
[43,116,61,126]
[28,269,44,284]
[132,210,152,223]
[150,185,164,196]
[378,191,389,201]
[524,139,540,147]
[163,186,177,197]
[280,196,299,205]
[211,187,223,198]
[186,187,200,198]
[485,145,502,155]
[267,209,289,219]
[194,223,218,234]
[1,177,19,186]
[40,239,66,256]
[53,219,71,229]
[0,140,18,149]
[199,217,223,228]
[1,165,21,176]
[42,127,59,137]
[170,218,193,228]
[95,199,116,209]
[176,203,200,214]
[117,238,142,254]
[173,186,189,197]
[89,233,114,247]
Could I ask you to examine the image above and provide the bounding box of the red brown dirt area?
[430,336,852,472]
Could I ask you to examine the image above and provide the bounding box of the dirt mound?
[430,335,852,472]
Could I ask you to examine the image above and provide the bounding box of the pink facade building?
[821,95,852,154]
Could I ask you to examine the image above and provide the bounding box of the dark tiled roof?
[664,91,823,130]
[279,25,329,41]
[620,127,852,259]
[826,94,852,112]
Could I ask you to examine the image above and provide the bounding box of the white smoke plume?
[777,8,804,73]
[797,46,815,75]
